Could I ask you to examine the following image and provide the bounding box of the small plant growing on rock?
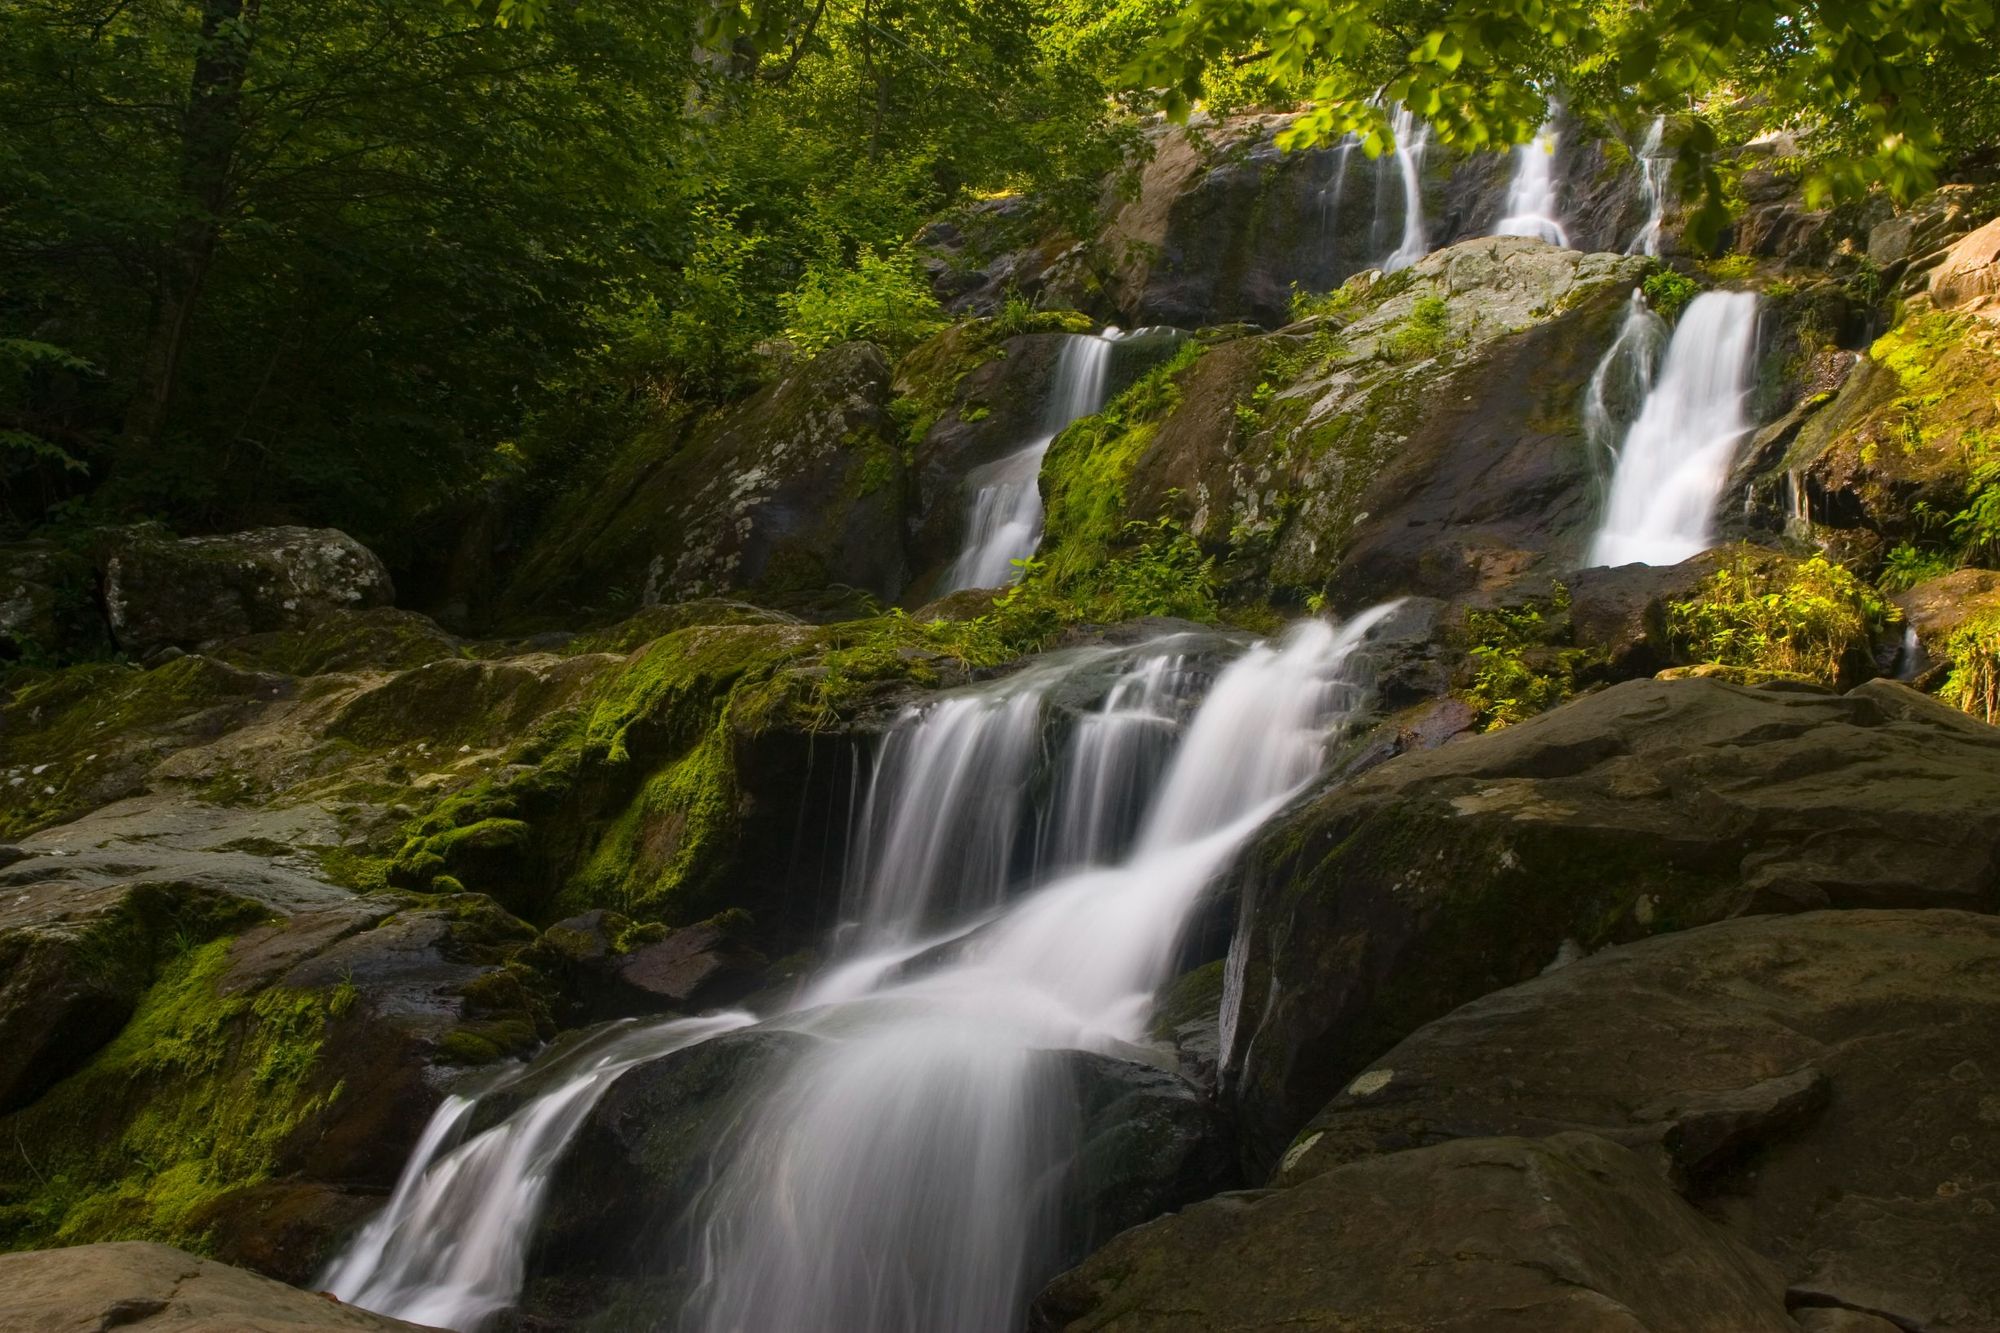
[1941,609,2000,723]
[1641,270,1701,322]
[1461,586,1587,730]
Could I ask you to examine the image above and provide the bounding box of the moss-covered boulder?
[1773,311,2000,564]
[1282,909,2000,1331]
[0,880,552,1279]
[99,525,394,658]
[1041,237,1652,610]
[503,341,910,621]
[1220,675,2000,1169]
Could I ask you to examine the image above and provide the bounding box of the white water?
[1381,106,1431,272]
[1494,119,1569,246]
[1627,116,1670,257]
[687,609,1396,1332]
[320,1012,753,1330]
[1589,290,1762,566]
[940,333,1120,592]
[1583,289,1667,472]
[327,608,1399,1332]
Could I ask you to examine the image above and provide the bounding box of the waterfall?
[319,1012,754,1330]
[1381,106,1431,273]
[1626,116,1670,257]
[1494,119,1569,246]
[939,333,1120,593]
[1582,289,1667,471]
[326,609,1400,1333]
[1319,136,1358,274]
[1588,291,1762,567]
[686,608,1397,1333]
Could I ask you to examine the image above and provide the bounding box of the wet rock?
[1033,1132,1796,1332]
[1223,675,2000,1168]
[99,524,394,657]
[0,1241,438,1330]
[1057,1049,1237,1257]
[1280,910,2000,1332]
[611,919,767,1012]
[503,341,909,619]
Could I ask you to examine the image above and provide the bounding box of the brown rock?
[0,1241,439,1330]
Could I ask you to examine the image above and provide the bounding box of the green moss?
[0,938,345,1252]
[0,656,268,838]
[1037,340,1207,588]
[1382,294,1451,363]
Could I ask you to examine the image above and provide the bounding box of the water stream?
[940,333,1121,592]
[1626,116,1670,257]
[1381,106,1431,272]
[1494,118,1569,246]
[326,609,1401,1332]
[1588,290,1762,566]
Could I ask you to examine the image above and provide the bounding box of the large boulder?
[1284,910,2000,1331]
[1033,1131,1796,1332]
[503,341,909,620]
[100,524,394,657]
[1931,215,2000,321]
[0,1241,438,1330]
[1222,675,2000,1166]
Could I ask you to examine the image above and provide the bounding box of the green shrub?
[1461,587,1582,729]
[779,247,945,357]
[1668,555,1893,684]
[1941,610,2000,723]
[1641,269,1702,322]
[1878,542,1955,593]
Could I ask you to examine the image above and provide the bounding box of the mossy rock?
[502,342,911,621]
[208,608,460,677]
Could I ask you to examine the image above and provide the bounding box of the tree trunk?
[123,0,261,455]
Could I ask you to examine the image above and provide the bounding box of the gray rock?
[503,341,909,618]
[1222,675,2000,1168]
[1033,1132,1796,1332]
[100,524,394,657]
[1280,910,2000,1332]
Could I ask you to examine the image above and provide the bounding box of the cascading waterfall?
[1381,106,1431,272]
[1494,119,1569,246]
[1319,136,1359,269]
[326,610,1399,1333]
[1589,290,1762,566]
[319,1013,754,1330]
[1582,289,1667,470]
[1627,116,1670,257]
[687,609,1396,1333]
[940,333,1120,593]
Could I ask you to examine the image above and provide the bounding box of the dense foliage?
[0,0,1123,557]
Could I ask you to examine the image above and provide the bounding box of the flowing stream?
[1589,290,1762,566]
[1494,118,1569,246]
[940,332,1121,592]
[1626,116,1670,257]
[327,609,1401,1331]
[1380,105,1432,272]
